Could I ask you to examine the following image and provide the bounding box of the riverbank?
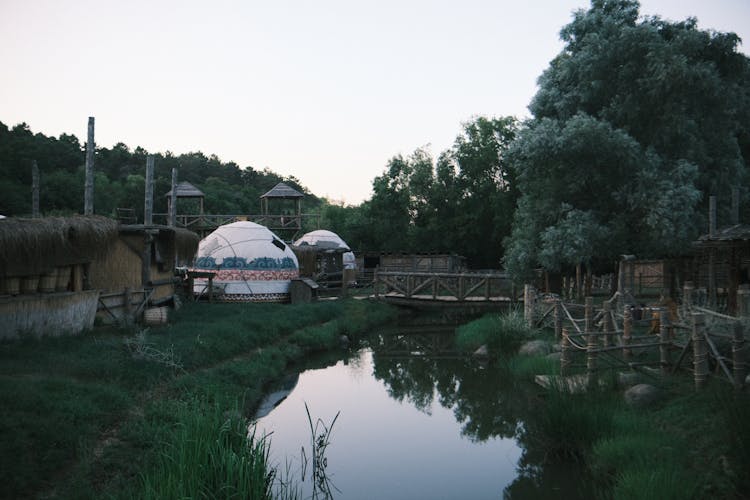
[0,298,400,499]
[456,312,750,499]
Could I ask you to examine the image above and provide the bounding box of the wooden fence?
[525,283,749,391]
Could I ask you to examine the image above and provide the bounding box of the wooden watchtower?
[165,181,205,217]
[259,182,304,240]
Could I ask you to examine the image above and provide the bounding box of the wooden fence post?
[738,284,750,318]
[585,296,597,387]
[692,313,708,390]
[623,306,632,362]
[602,300,612,347]
[732,321,746,391]
[374,268,379,300]
[123,287,133,326]
[561,328,570,376]
[170,167,178,227]
[584,296,594,336]
[554,299,562,340]
[683,281,694,315]
[659,308,670,375]
[524,284,535,328]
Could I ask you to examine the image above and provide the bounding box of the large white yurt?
[192,221,299,302]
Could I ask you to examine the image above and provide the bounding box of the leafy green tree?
[506,0,748,280]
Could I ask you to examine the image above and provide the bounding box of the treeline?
[322,0,750,274]
[0,122,321,221]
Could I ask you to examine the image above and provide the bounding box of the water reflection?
[253,322,592,499]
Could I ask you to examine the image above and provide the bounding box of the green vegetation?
[455,310,534,352]
[0,299,398,499]
[454,312,750,499]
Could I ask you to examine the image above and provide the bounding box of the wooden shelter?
[165,181,205,215]
[693,224,750,314]
[259,182,304,239]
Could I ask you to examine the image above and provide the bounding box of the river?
[253,320,593,499]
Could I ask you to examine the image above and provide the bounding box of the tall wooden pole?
[84,117,95,215]
[170,167,178,227]
[144,155,154,226]
[31,160,40,218]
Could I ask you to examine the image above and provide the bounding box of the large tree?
[505,0,749,281]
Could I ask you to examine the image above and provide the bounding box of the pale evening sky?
[1,1,748,205]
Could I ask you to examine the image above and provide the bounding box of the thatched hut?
[693,224,750,314]
[0,216,199,336]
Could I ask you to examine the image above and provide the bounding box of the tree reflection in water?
[366,328,594,499]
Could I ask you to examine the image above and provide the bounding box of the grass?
[0,298,399,498]
[455,309,536,353]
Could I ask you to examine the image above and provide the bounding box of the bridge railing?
[373,270,514,302]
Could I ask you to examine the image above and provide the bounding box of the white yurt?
[192,221,299,302]
[294,229,357,283]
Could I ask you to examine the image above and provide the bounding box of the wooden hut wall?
[88,235,143,292]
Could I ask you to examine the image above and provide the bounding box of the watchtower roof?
[165,181,204,198]
[261,182,304,199]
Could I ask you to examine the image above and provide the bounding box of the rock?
[473,344,490,359]
[624,383,661,408]
[617,371,643,388]
[546,352,562,362]
[519,340,552,356]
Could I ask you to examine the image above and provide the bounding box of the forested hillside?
[0,121,321,220]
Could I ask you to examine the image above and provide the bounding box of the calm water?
[253,323,592,499]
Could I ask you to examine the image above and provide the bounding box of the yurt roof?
[261,182,304,199]
[294,229,351,251]
[195,221,298,268]
[164,181,204,198]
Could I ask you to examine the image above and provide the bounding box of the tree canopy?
[504,0,749,280]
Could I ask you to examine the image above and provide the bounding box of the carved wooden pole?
[170,167,178,227]
[84,117,95,215]
[659,308,670,375]
[144,156,154,226]
[692,313,708,390]
[31,160,40,218]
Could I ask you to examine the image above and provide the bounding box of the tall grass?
[131,399,274,500]
[455,310,535,353]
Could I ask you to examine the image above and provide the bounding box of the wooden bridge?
[373,270,516,309]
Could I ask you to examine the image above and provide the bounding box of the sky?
[1,1,749,205]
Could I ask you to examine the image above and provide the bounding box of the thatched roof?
[261,182,304,199]
[0,215,119,277]
[694,224,750,250]
[119,224,200,261]
[164,181,204,198]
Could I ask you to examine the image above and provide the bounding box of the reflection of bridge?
[374,270,516,310]
[372,330,463,359]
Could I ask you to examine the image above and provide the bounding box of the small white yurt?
[294,229,357,284]
[192,221,299,302]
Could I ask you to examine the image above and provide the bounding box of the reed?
[131,399,274,500]
[456,310,536,353]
